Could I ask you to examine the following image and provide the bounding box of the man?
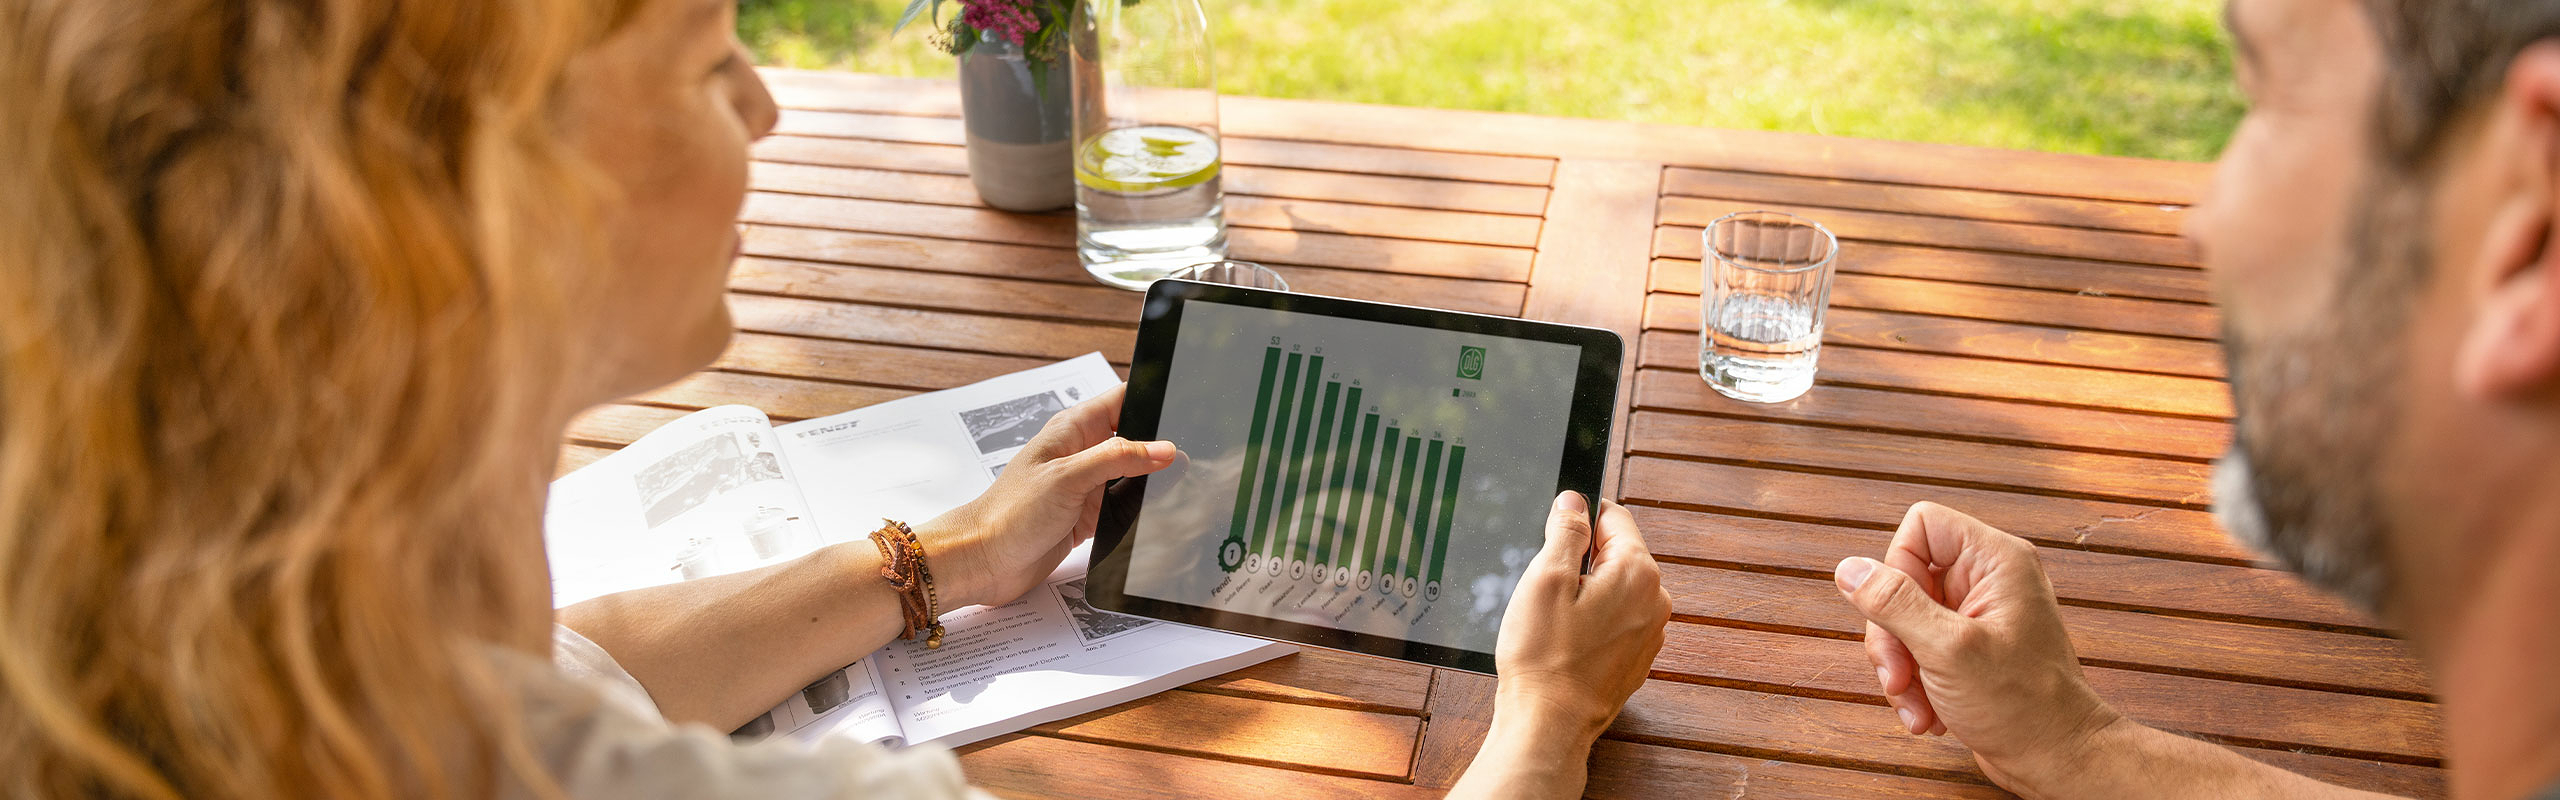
[1832,0,2560,798]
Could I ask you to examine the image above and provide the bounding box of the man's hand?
[1450,491,1671,799]
[924,385,1176,609]
[1835,501,2122,792]
[1838,502,2411,800]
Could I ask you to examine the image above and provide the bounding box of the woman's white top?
[515,625,993,799]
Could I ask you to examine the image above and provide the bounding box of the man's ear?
[2455,44,2560,400]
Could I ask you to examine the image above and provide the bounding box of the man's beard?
[2210,182,2428,619]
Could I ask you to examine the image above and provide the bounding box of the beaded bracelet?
[867,518,945,649]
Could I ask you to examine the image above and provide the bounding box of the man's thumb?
[1834,556,1965,655]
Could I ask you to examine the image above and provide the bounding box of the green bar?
[1298,381,1341,565]
[1253,352,1303,556]
[1273,356,1323,565]
[1385,435,1422,576]
[1318,388,1362,567]
[1427,446,1465,585]
[1364,427,1400,579]
[1407,439,1445,579]
[1224,347,1284,549]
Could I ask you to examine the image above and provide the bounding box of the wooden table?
[557,68,2444,798]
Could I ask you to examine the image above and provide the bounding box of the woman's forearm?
[559,541,907,730]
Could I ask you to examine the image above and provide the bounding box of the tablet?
[1086,279,1622,674]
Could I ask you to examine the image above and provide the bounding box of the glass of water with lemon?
[1070,0,1227,290]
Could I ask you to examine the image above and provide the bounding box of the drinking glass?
[1699,211,1839,403]
[1163,260,1288,291]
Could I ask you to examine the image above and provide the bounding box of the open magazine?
[542,353,1295,749]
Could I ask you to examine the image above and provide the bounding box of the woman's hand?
[920,385,1177,610]
[1451,491,1671,799]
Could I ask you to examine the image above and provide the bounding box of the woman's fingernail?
[1835,557,1875,593]
[1555,491,1587,514]
[1876,666,1891,690]
[1896,707,1918,732]
[1143,441,1175,460]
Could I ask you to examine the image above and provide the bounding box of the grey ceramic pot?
[957,36,1074,212]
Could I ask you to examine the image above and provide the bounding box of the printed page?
[544,406,824,606]
[772,352,1120,544]
[864,542,1298,750]
[542,405,903,746]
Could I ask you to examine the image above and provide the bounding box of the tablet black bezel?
[1085,279,1622,675]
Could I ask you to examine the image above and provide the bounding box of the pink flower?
[961,0,1041,47]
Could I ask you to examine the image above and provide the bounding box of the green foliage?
[738,0,2241,161]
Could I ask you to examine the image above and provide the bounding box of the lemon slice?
[1076,125,1221,193]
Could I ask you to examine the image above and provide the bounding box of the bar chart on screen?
[1215,339,1469,605]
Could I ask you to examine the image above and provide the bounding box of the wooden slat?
[712,331,1091,391]
[744,191,1069,247]
[1653,260,2221,341]
[1653,237,2214,305]
[1587,740,2008,799]
[1623,457,2253,565]
[728,293,1135,363]
[772,107,960,145]
[735,257,1143,324]
[754,134,968,175]
[1653,623,2439,762]
[554,443,617,477]
[743,192,1537,282]
[1224,137,1556,186]
[563,404,701,448]
[1182,650,1434,715]
[1663,167,2186,236]
[1413,670,1495,789]
[1649,293,2226,378]
[1225,164,1551,215]
[630,370,908,422]
[1631,369,2230,461]
[1631,505,2376,632]
[742,225,1527,315]
[1520,159,1663,498]
[1628,411,2213,507]
[956,734,1438,799]
[1639,332,2234,418]
[1657,565,2430,698]
[1661,195,2195,268]
[753,159,980,205]
[1226,195,1544,248]
[1609,680,2443,798]
[767,106,1558,187]
[750,160,1548,245]
[1026,689,1421,779]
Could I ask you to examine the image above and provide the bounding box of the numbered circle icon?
[1423,581,1442,602]
[1218,539,1245,572]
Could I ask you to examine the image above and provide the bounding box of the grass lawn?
[741,0,2240,163]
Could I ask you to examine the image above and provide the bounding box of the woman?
[0,0,1671,797]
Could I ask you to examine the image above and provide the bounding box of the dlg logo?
[1457,346,1485,380]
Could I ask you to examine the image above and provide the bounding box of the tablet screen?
[1119,298,1587,658]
